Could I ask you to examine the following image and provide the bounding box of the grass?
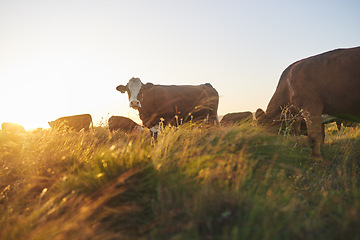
[0,122,359,239]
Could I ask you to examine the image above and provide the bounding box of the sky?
[1,0,359,130]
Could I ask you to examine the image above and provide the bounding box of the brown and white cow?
[116,78,219,133]
[108,116,142,133]
[256,46,360,159]
[1,122,26,134]
[48,114,93,132]
[220,111,253,126]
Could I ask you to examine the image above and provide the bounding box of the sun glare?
[1,52,109,131]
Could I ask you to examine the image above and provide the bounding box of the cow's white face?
[127,78,143,109]
[116,78,143,109]
[116,78,154,110]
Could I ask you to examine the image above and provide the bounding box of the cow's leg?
[303,111,323,159]
[321,123,325,144]
[292,116,303,135]
[336,120,342,131]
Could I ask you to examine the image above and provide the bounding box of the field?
[1,121,360,240]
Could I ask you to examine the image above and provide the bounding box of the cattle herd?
[1,46,359,159]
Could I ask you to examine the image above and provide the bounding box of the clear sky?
[1,0,359,130]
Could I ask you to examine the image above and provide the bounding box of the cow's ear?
[116,85,127,93]
[143,82,154,91]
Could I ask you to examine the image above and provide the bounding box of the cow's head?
[116,77,154,109]
[255,108,273,126]
[255,107,308,136]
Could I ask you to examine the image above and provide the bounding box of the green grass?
[0,122,359,239]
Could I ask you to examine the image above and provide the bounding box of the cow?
[48,114,93,132]
[116,78,219,133]
[1,122,26,134]
[108,116,142,133]
[220,111,253,126]
[255,46,360,159]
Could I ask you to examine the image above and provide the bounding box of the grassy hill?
[0,122,359,240]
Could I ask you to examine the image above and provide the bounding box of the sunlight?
[1,54,139,131]
[1,55,89,130]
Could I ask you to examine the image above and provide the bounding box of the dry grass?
[0,122,360,239]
